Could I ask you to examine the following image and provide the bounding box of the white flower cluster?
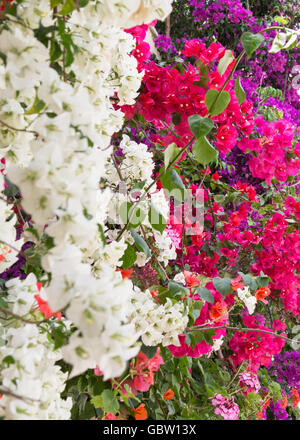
[0,199,23,273]
[0,0,173,391]
[237,286,257,315]
[106,135,154,186]
[60,263,141,380]
[95,0,173,28]
[0,325,72,420]
[130,289,188,347]
[105,135,176,267]
[0,275,72,420]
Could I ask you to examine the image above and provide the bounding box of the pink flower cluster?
[239,371,261,395]
[211,393,240,420]
[112,348,164,396]
[229,315,286,372]
[135,40,254,153]
[239,117,300,185]
[251,213,300,319]
[168,282,231,357]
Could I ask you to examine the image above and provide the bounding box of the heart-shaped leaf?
[213,277,232,296]
[197,287,214,304]
[205,89,231,116]
[188,115,214,138]
[192,137,218,165]
[241,32,265,58]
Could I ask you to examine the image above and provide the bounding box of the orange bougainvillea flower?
[279,394,288,409]
[231,275,244,291]
[184,270,200,287]
[132,403,148,420]
[209,301,228,322]
[150,290,158,298]
[290,388,300,408]
[255,287,271,304]
[256,411,263,419]
[34,295,62,321]
[163,389,175,400]
[116,268,133,279]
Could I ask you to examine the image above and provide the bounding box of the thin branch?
[0,239,28,260]
[111,153,124,182]
[116,136,195,241]
[140,225,170,281]
[0,305,47,327]
[187,325,294,343]
[0,119,37,135]
[0,388,40,403]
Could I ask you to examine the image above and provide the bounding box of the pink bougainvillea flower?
[103,413,117,420]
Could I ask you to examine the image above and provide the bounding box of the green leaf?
[50,0,63,7]
[203,329,216,346]
[50,40,63,63]
[213,277,232,296]
[269,32,287,54]
[100,389,119,414]
[168,281,187,296]
[160,167,186,202]
[217,50,234,76]
[205,89,231,116]
[60,0,76,15]
[3,177,19,198]
[188,115,214,138]
[0,297,8,309]
[141,344,158,358]
[283,32,298,51]
[195,61,209,89]
[172,113,182,126]
[90,395,102,409]
[234,77,246,106]
[241,32,265,58]
[130,228,151,258]
[148,204,166,233]
[34,23,57,47]
[3,355,15,366]
[197,287,214,304]
[120,202,146,228]
[171,169,185,189]
[238,272,258,291]
[25,97,46,115]
[164,143,180,169]
[256,276,269,288]
[121,243,137,269]
[274,16,288,25]
[192,137,218,165]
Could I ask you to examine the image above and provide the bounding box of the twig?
[140,225,170,281]
[0,238,29,260]
[0,119,37,135]
[0,388,40,403]
[111,153,124,182]
[0,305,47,327]
[187,325,294,343]
[116,136,195,242]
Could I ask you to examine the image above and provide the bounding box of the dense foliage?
[0,0,299,421]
